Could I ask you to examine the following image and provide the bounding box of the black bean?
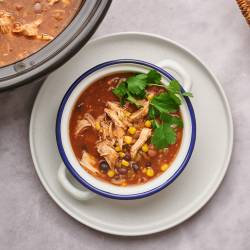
[124,153,131,161]
[123,144,129,150]
[132,163,140,172]
[146,161,151,167]
[99,161,109,173]
[148,149,157,157]
[117,167,128,175]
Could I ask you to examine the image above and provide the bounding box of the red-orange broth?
[0,0,83,67]
[69,73,183,186]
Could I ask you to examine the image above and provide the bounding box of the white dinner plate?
[29,32,233,236]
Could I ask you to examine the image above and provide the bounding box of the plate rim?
[29,31,234,236]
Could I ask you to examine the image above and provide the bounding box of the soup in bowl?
[56,59,196,200]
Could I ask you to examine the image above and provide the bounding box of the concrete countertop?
[0,0,249,249]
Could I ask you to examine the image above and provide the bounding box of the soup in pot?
[0,0,82,67]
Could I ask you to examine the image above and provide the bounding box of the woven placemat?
[236,0,250,25]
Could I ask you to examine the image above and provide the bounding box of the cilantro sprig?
[112,70,159,107]
[112,70,193,149]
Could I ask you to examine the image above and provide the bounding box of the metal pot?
[0,0,112,91]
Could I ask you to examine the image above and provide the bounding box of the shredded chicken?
[74,100,152,171]
[12,19,54,41]
[107,101,132,127]
[84,113,96,128]
[48,0,70,5]
[129,101,149,122]
[80,151,99,175]
[48,0,60,5]
[108,122,113,138]
[100,120,114,142]
[12,19,42,37]
[62,0,70,5]
[37,33,54,41]
[96,114,105,123]
[107,102,125,117]
[113,127,125,149]
[105,101,132,129]
[0,10,13,34]
[131,128,152,159]
[100,121,108,139]
[75,119,91,136]
[113,127,125,138]
[117,138,123,150]
[96,141,118,169]
[52,9,65,21]
[111,178,126,185]
[104,108,126,129]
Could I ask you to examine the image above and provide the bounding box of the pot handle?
[58,163,95,201]
[157,59,192,91]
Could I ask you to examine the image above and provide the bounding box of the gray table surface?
[0,0,250,249]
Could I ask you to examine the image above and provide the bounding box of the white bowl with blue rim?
[56,59,196,200]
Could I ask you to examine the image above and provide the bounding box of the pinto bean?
[148,149,157,157]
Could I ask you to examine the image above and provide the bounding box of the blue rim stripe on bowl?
[56,59,196,200]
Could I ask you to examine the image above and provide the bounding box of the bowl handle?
[58,163,95,201]
[157,59,192,91]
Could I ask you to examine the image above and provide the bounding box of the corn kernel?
[147,94,154,101]
[146,167,154,177]
[119,152,125,158]
[107,170,115,177]
[125,111,131,117]
[128,127,136,135]
[145,120,152,128]
[161,163,169,172]
[121,159,129,167]
[124,135,132,144]
[115,146,121,152]
[95,122,101,130]
[142,144,149,152]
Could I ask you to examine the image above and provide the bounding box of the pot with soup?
[0,0,112,90]
[56,59,196,200]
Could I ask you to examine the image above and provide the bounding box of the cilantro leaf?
[182,92,193,97]
[168,92,181,105]
[168,79,193,98]
[147,70,161,84]
[160,113,183,128]
[151,123,176,149]
[152,119,160,129]
[150,92,180,113]
[112,82,127,98]
[112,82,127,105]
[171,116,184,128]
[127,93,142,108]
[168,80,181,94]
[135,74,148,80]
[148,106,159,120]
[127,75,147,97]
[112,81,143,107]
[121,70,163,98]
